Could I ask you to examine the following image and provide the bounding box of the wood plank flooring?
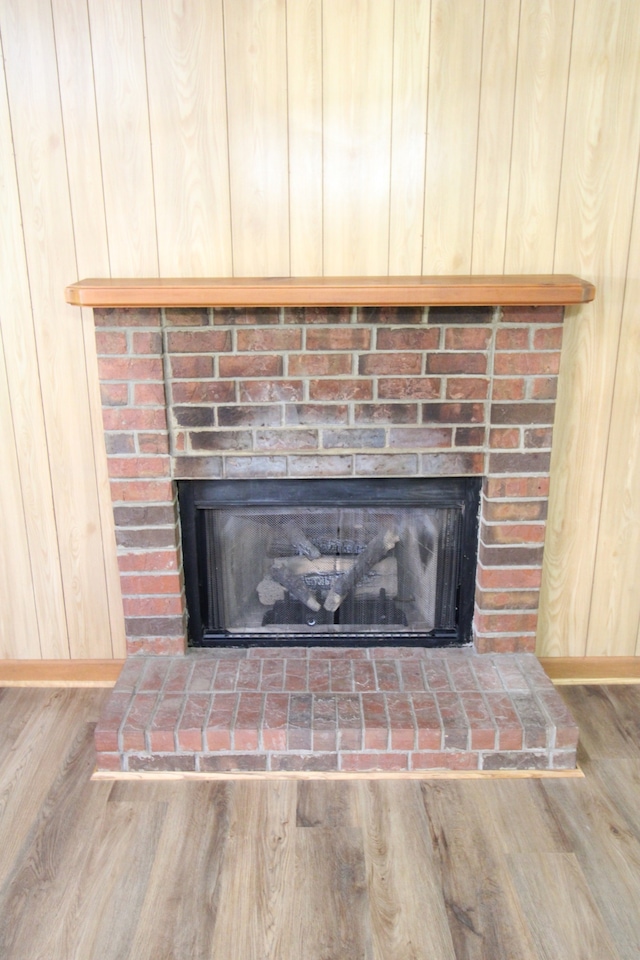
[0,683,639,959]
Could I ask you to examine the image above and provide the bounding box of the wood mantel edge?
[65,275,596,308]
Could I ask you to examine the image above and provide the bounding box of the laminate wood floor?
[0,684,638,959]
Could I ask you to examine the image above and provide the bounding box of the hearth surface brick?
[95,649,578,775]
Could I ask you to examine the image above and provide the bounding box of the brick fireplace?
[93,296,571,656]
[66,276,593,774]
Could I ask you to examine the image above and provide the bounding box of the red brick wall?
[96,309,186,655]
[94,303,564,655]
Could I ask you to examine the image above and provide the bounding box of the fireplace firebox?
[179,477,480,646]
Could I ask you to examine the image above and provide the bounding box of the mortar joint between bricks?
[229,691,242,750]
[253,693,268,752]
[117,690,142,755]
[456,697,476,752]
[110,693,137,760]
[526,684,559,743]
[482,308,500,474]
[430,688,446,752]
[159,310,178,459]
[145,685,172,754]
[442,658,456,694]
[407,695,420,750]
[479,687,499,748]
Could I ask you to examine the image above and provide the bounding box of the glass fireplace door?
[179,478,480,646]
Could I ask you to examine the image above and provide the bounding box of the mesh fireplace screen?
[179,478,480,647]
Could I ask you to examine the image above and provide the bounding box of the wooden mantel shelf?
[65,275,595,309]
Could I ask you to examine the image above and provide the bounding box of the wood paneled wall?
[1,0,639,659]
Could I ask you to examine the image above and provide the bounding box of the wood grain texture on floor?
[0,683,638,959]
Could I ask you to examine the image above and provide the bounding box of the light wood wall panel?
[0,38,68,656]
[471,0,520,273]
[286,0,324,277]
[322,0,394,275]
[1,0,114,659]
[422,0,484,274]
[52,0,126,658]
[0,332,42,658]
[1,0,639,658]
[589,165,640,655]
[143,0,232,277]
[567,0,640,657]
[52,0,110,276]
[538,0,640,657]
[88,0,159,277]
[224,0,290,276]
[504,0,574,274]
[388,0,430,276]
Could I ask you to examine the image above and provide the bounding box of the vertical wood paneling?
[471,0,520,273]
[322,0,394,276]
[422,0,484,274]
[1,0,640,658]
[388,0,431,276]
[51,0,110,275]
[0,0,113,658]
[224,0,290,277]
[0,37,68,657]
[88,0,158,277]
[52,0,126,658]
[143,0,232,277]
[589,166,640,653]
[79,314,127,659]
[504,0,573,273]
[537,0,640,657]
[286,0,323,276]
[0,332,42,658]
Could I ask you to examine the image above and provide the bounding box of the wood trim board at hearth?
[91,767,584,782]
[2,657,638,687]
[0,660,125,687]
[539,657,640,684]
[65,275,596,308]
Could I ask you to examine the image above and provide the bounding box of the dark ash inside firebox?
[178,478,480,647]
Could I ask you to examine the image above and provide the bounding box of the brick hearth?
[95,648,578,773]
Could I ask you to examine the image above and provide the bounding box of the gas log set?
[250,511,430,628]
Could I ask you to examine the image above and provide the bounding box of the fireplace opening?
[178,477,480,647]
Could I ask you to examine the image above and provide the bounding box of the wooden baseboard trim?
[4,656,638,688]
[0,660,125,687]
[540,657,640,685]
[92,767,584,782]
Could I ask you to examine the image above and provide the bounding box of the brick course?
[93,303,565,657]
